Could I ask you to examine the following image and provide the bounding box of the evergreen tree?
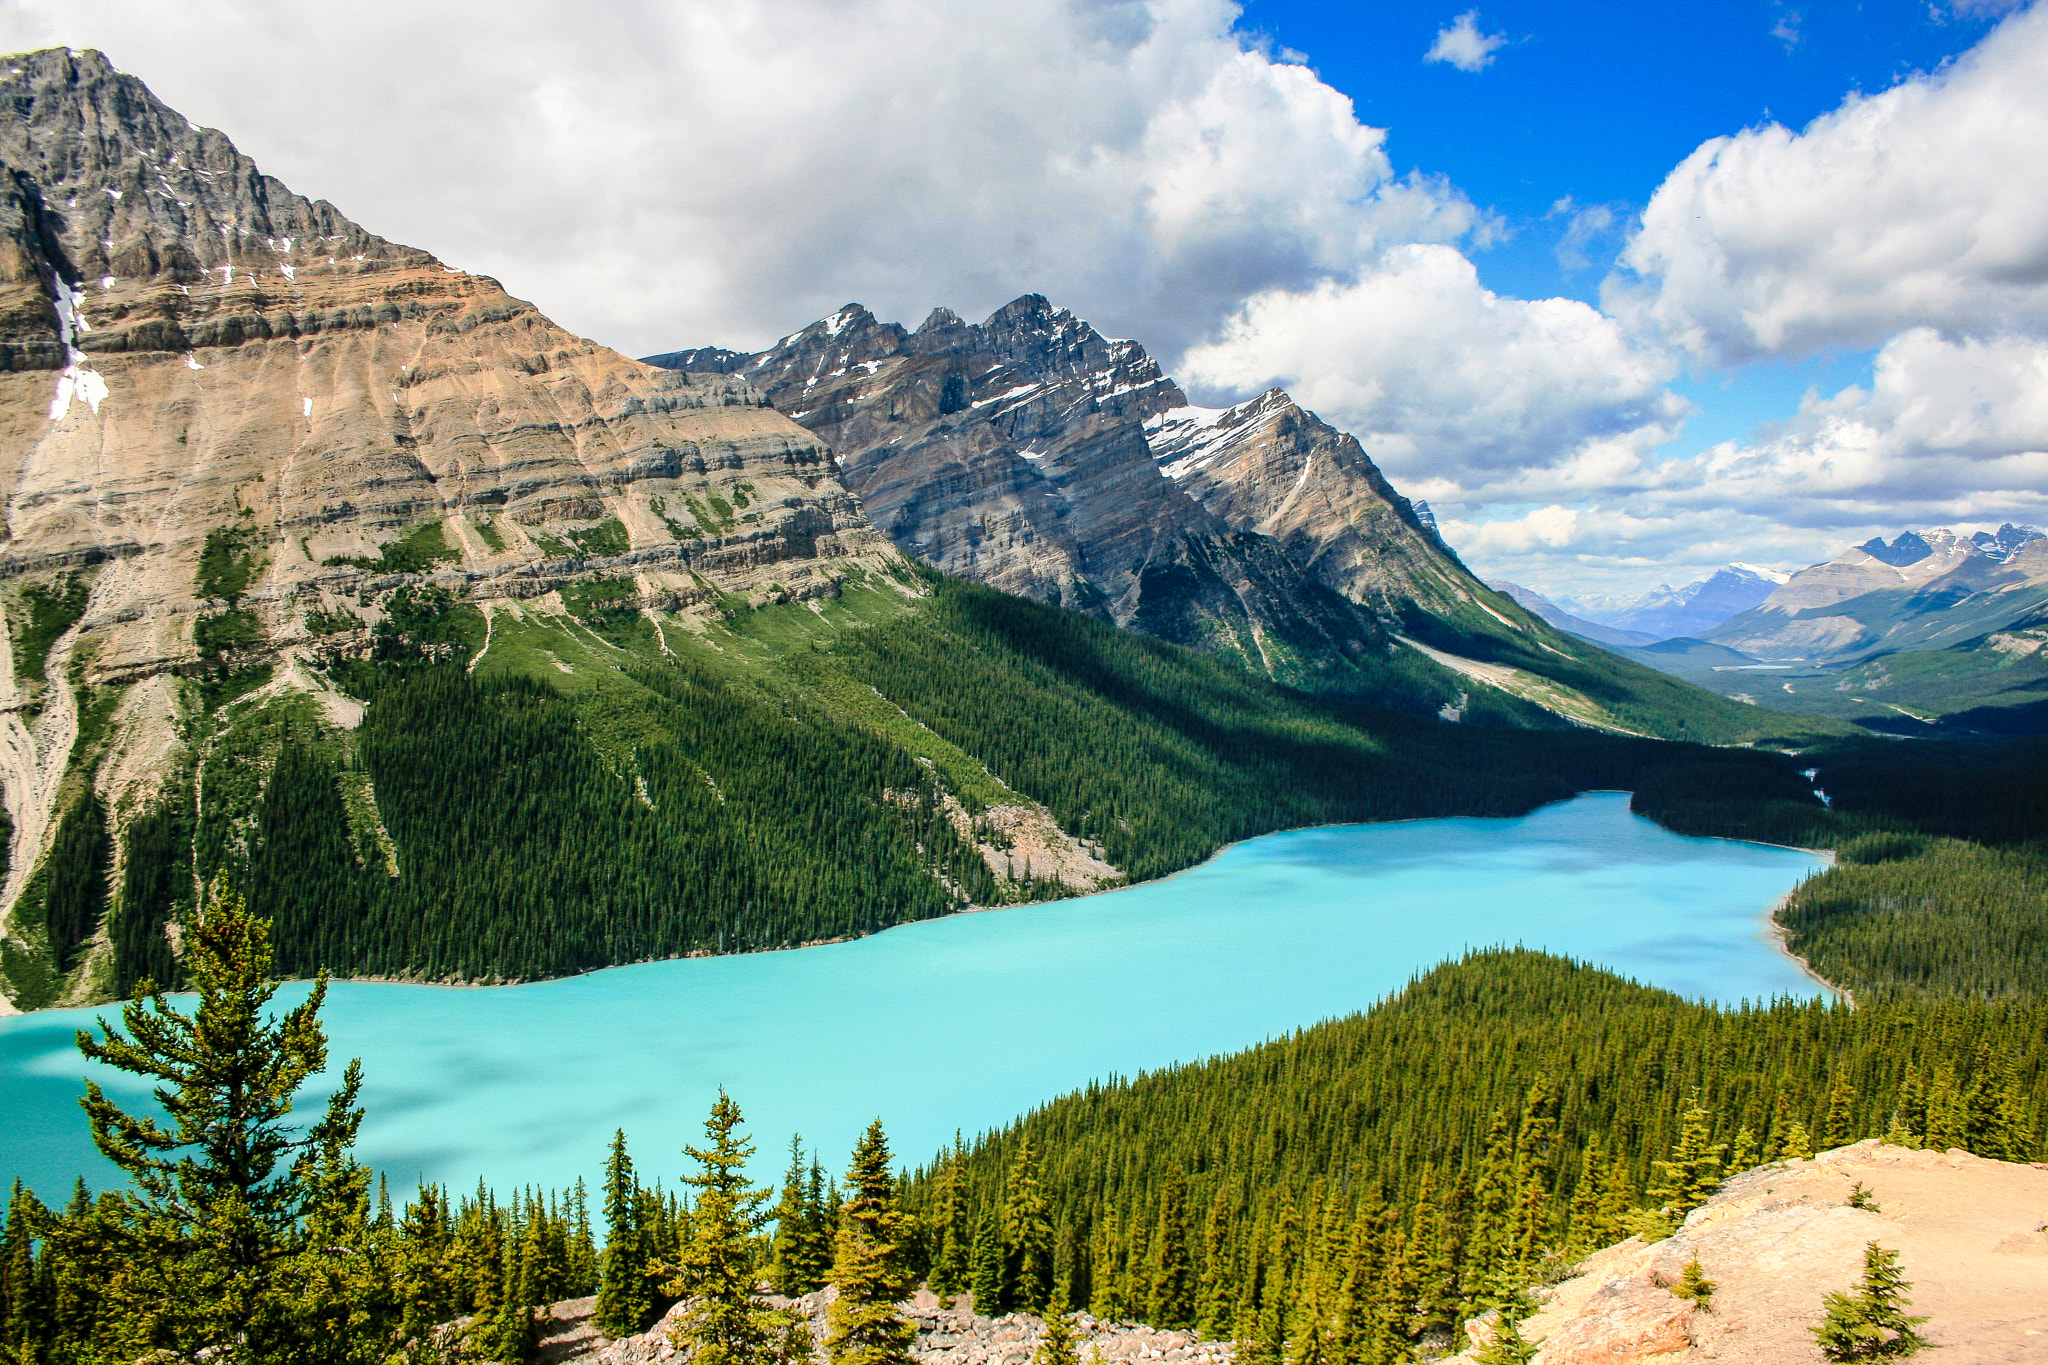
[72,876,380,1363]
[826,1121,916,1365]
[395,1186,454,1345]
[1147,1166,1193,1329]
[1671,1258,1714,1311]
[1035,1305,1079,1365]
[1726,1127,1759,1176]
[970,1210,1004,1317]
[594,1130,650,1338]
[1473,1313,1537,1365]
[1811,1243,1930,1360]
[772,1136,830,1296]
[926,1145,970,1302]
[665,1094,797,1365]
[1194,1184,1233,1337]
[2,1181,51,1361]
[1002,1142,1054,1314]
[1646,1099,1725,1220]
[1822,1073,1860,1150]
[491,1233,537,1363]
[568,1179,599,1296]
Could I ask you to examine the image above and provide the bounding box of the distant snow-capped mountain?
[1566,564,1790,642]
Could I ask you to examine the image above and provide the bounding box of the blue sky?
[1234,0,2014,481]
[5,0,2043,599]
[1242,1,2005,302]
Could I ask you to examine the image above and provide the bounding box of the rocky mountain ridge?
[646,300,1746,735]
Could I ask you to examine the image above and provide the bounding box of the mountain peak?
[1858,530,1935,566]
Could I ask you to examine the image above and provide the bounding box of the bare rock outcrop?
[537,1286,1230,1365]
[1452,1140,2048,1364]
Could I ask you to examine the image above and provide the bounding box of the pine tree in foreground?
[827,1120,916,1365]
[666,1093,798,1365]
[594,1130,651,1338]
[1812,1242,1931,1360]
[74,875,379,1363]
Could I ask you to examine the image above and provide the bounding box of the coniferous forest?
[1,574,2044,1363]
[14,572,2032,1004]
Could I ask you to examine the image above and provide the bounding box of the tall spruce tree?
[1147,1167,1193,1329]
[2,1181,51,1362]
[1002,1141,1055,1314]
[594,1130,651,1338]
[970,1210,1004,1317]
[926,1144,970,1302]
[771,1137,830,1296]
[826,1121,916,1365]
[665,1093,792,1365]
[72,876,380,1364]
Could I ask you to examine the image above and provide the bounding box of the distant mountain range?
[1504,525,2048,733]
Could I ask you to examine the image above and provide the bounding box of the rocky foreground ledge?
[1453,1141,2048,1364]
[536,1286,1231,1365]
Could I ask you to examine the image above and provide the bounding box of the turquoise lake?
[0,793,1827,1202]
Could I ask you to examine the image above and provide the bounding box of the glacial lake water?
[0,793,1827,1202]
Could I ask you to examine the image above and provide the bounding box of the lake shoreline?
[7,788,1836,1011]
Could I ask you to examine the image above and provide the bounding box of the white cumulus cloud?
[1179,244,1686,493]
[1424,10,1507,72]
[1613,2,2048,365]
[0,0,1479,360]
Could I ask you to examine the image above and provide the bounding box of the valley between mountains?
[0,46,1828,1013]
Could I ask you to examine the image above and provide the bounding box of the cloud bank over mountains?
[0,0,2041,597]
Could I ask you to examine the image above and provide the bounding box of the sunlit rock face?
[656,295,1481,689]
[0,46,900,683]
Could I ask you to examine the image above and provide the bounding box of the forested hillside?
[900,950,2044,1360]
[1,568,1837,1008]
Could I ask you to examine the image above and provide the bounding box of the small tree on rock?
[1671,1257,1714,1312]
[1812,1242,1930,1361]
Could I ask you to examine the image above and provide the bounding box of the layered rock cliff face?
[0,48,900,960]
[648,298,1517,698]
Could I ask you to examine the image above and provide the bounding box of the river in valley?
[0,793,1828,1201]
